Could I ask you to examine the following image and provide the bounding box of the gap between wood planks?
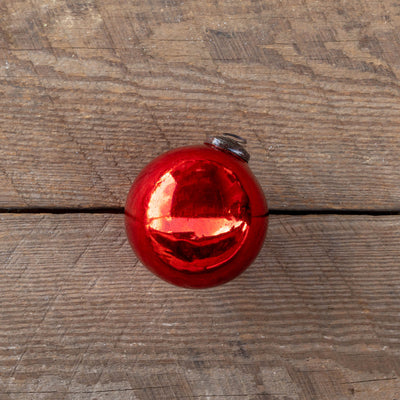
[0,207,399,216]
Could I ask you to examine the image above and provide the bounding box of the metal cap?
[205,133,250,162]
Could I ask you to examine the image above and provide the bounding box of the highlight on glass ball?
[125,134,268,289]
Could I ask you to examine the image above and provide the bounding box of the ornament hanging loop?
[221,133,247,144]
[205,133,250,162]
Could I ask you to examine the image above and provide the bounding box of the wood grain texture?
[1,213,400,399]
[1,0,400,210]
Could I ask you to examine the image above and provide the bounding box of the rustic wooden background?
[1,0,400,399]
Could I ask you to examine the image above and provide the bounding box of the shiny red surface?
[125,144,268,289]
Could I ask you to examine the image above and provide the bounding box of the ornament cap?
[205,133,250,162]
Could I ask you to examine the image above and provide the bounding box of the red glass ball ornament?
[125,135,268,289]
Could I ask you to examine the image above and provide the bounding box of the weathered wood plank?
[1,0,400,210]
[0,213,399,399]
